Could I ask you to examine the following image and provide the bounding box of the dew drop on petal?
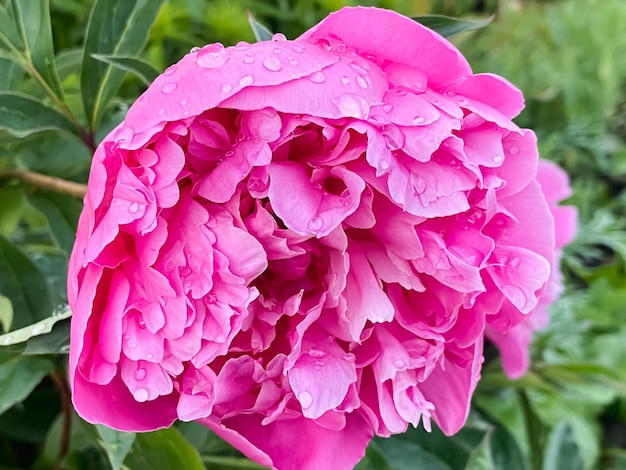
[380,157,390,170]
[262,57,282,72]
[180,99,188,106]
[393,359,405,369]
[1,336,12,345]
[349,59,369,75]
[221,84,233,94]
[146,353,153,360]
[158,109,165,116]
[502,284,528,310]
[134,388,149,402]
[161,82,178,94]
[243,55,255,64]
[225,150,234,158]
[289,58,298,66]
[291,45,303,53]
[240,75,254,86]
[382,103,393,113]
[298,391,313,410]
[458,98,468,106]
[235,41,250,50]
[492,155,504,164]
[510,257,521,267]
[31,323,46,336]
[129,202,139,214]
[443,88,456,97]
[130,341,137,349]
[412,115,425,125]
[309,349,325,358]
[308,71,326,83]
[356,75,369,89]
[272,33,287,42]
[341,76,351,85]
[197,44,228,68]
[343,354,355,362]
[308,217,324,232]
[190,46,200,53]
[334,94,370,119]
[163,65,177,76]
[134,368,147,381]
[509,146,520,156]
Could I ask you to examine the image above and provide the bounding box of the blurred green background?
[0,0,625,468]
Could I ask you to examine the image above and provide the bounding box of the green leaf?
[96,425,136,470]
[5,0,64,98]
[0,304,70,348]
[81,0,165,131]
[0,3,24,54]
[371,438,452,470]
[0,355,54,415]
[91,54,160,87]
[0,186,25,235]
[0,295,12,333]
[247,11,273,42]
[0,57,22,89]
[125,427,204,470]
[542,421,584,470]
[0,91,77,138]
[23,317,71,356]
[0,235,55,330]
[466,431,494,470]
[28,192,82,256]
[413,15,493,38]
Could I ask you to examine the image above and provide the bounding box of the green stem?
[50,370,72,470]
[6,170,87,198]
[201,455,267,469]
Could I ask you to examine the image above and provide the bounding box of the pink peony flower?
[68,6,574,469]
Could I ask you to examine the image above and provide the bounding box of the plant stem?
[7,170,87,198]
[50,370,72,469]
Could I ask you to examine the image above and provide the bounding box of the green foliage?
[0,0,624,469]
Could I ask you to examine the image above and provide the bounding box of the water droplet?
[509,146,520,156]
[134,388,149,402]
[411,175,426,195]
[272,33,287,42]
[298,391,313,409]
[458,98,468,106]
[510,257,521,267]
[393,359,405,369]
[262,57,282,72]
[161,82,177,94]
[309,349,325,358]
[240,75,254,86]
[190,46,200,53]
[235,41,250,50]
[208,292,217,303]
[243,55,254,64]
[308,216,324,232]
[308,71,326,83]
[291,45,303,53]
[380,157,390,170]
[146,353,153,360]
[138,320,146,329]
[31,323,46,336]
[412,115,425,125]
[130,341,137,349]
[289,58,298,66]
[334,94,369,119]
[134,368,147,381]
[164,65,177,76]
[197,44,228,68]
[443,88,456,97]
[221,84,232,93]
[502,285,527,310]
[356,75,369,89]
[382,103,393,113]
[225,150,234,158]
[349,60,369,75]
[492,155,504,164]
[158,109,165,116]
[343,354,355,362]
[2,336,13,345]
[273,47,282,54]
[129,202,139,214]
[341,76,351,85]
[180,99,188,106]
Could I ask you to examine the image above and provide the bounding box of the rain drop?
[146,353,153,360]
[341,76,351,85]
[180,99,188,106]
[356,75,369,89]
[221,84,233,94]
[393,360,405,369]
[458,98,468,106]
[163,65,177,76]
[240,75,254,86]
[291,45,304,53]
[308,217,324,232]
[334,94,370,119]
[443,88,456,96]
[289,58,298,66]
[1,336,13,345]
[190,46,200,53]
[243,55,255,64]
[309,349,325,358]
[298,391,313,409]
[510,257,521,267]
[382,103,393,113]
[308,71,326,83]
[130,341,137,349]
[235,41,250,50]
[134,368,147,381]
[343,354,355,362]
[502,285,528,310]
[509,146,520,156]
[225,150,234,158]
[161,82,178,94]
[158,109,165,116]
[196,44,228,68]
[412,115,425,125]
[349,60,369,75]
[492,155,504,164]
[272,33,287,42]
[129,202,139,214]
[31,323,46,336]
[380,157,390,170]
[134,388,149,402]
[262,57,282,72]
